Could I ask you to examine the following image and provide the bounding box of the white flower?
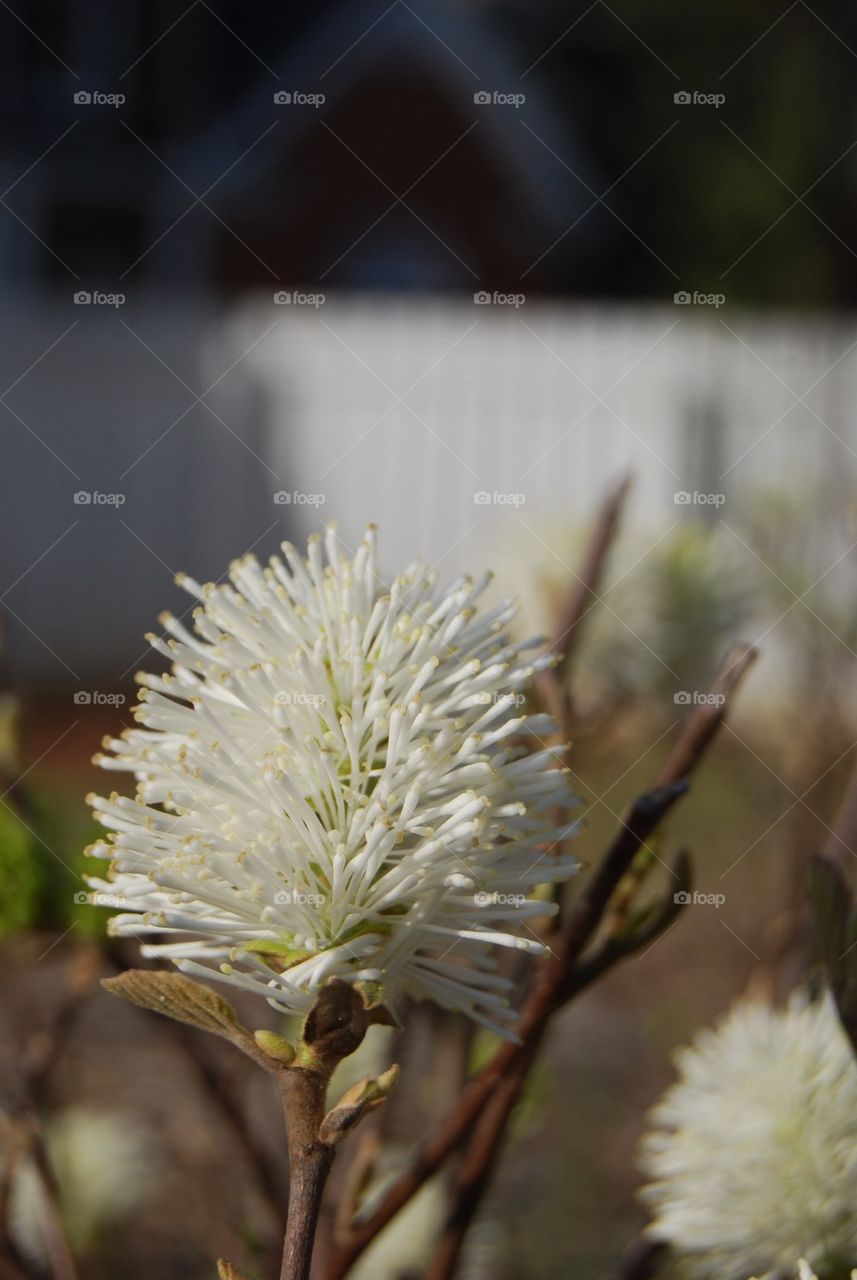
[640,991,857,1280]
[87,525,578,1034]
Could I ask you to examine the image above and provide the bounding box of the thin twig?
[535,474,632,727]
[0,943,101,1280]
[322,644,753,1280]
[654,644,757,785]
[420,652,754,1280]
[549,474,632,677]
[278,1068,335,1280]
[607,1238,667,1280]
[823,747,857,868]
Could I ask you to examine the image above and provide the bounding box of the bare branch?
[322,643,754,1280]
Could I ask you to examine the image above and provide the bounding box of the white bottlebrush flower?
[640,991,857,1280]
[87,525,578,1034]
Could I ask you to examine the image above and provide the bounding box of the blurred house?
[0,0,598,293]
[0,0,603,692]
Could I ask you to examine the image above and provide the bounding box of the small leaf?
[253,1029,296,1064]
[102,970,256,1052]
[563,851,693,999]
[217,1261,250,1280]
[319,1064,399,1145]
[621,849,692,950]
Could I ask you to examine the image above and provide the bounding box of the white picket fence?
[2,293,855,686]
[230,294,855,566]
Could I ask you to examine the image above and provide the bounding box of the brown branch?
[823,745,857,867]
[0,945,101,1280]
[278,1068,335,1280]
[419,650,757,1280]
[550,474,632,674]
[536,474,632,726]
[655,644,757,786]
[322,641,754,1280]
[608,1238,668,1280]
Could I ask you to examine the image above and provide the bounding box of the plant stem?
[278,1066,335,1280]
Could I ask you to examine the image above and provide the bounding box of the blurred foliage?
[0,779,105,940]
[0,803,43,936]
[501,0,857,304]
[506,519,754,716]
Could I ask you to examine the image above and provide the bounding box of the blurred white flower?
[640,992,857,1280]
[88,525,578,1034]
[7,1107,154,1264]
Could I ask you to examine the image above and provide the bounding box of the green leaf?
[101,970,256,1053]
[217,1261,250,1280]
[0,802,43,936]
[562,851,693,1000]
[253,1029,296,1064]
[319,1065,399,1145]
